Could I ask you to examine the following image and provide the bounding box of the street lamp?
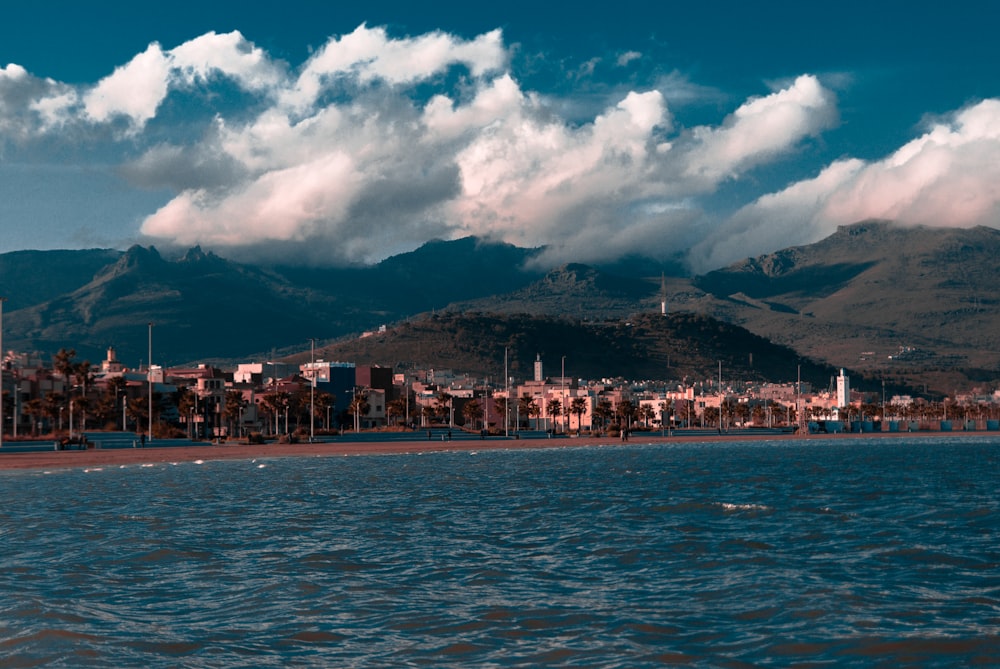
[309,338,316,442]
[561,355,566,434]
[0,296,5,449]
[504,347,509,437]
[147,322,153,443]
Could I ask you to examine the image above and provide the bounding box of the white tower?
[533,354,543,382]
[836,368,850,408]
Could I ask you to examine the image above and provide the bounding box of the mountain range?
[1,221,997,395]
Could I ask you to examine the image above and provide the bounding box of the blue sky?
[1,1,998,271]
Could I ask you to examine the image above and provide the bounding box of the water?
[1,437,998,667]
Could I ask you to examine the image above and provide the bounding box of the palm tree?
[223,390,247,437]
[593,399,613,432]
[518,394,537,430]
[546,399,562,433]
[314,391,334,430]
[659,399,673,431]
[702,406,719,428]
[44,392,65,432]
[463,399,482,429]
[23,398,45,436]
[127,396,149,433]
[570,397,588,434]
[616,399,636,429]
[349,392,370,431]
[176,387,198,438]
[260,391,290,435]
[52,348,76,382]
[638,404,656,428]
[386,397,407,427]
[734,401,751,427]
[435,392,453,425]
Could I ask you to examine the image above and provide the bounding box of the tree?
[593,399,613,431]
[44,392,66,431]
[547,399,562,433]
[702,406,719,428]
[52,348,76,381]
[616,399,636,428]
[518,394,537,429]
[127,396,149,432]
[23,398,45,436]
[435,391,453,425]
[315,391,334,429]
[463,399,482,429]
[260,391,290,434]
[638,404,656,428]
[176,387,198,438]
[570,397,588,434]
[223,390,247,436]
[349,392,370,431]
[386,396,409,427]
[659,399,674,429]
[734,401,751,427]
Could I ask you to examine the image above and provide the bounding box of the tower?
[533,354,543,382]
[836,368,850,408]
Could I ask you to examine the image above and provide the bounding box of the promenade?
[0,427,991,471]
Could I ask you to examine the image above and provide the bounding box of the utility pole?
[0,296,5,449]
[148,322,153,443]
[504,348,509,437]
[309,338,317,443]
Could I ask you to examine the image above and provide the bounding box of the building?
[836,368,850,408]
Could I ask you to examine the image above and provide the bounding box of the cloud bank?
[3,24,1000,270]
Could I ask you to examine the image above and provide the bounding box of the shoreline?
[1,429,994,471]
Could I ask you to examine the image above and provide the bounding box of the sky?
[1,0,998,272]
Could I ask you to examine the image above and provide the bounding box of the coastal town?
[3,343,999,445]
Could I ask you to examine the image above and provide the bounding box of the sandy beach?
[0,429,983,471]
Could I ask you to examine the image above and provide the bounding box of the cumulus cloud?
[683,75,837,181]
[690,98,1000,271]
[24,23,1000,272]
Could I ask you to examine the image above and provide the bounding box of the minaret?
[836,368,850,408]
[534,354,543,382]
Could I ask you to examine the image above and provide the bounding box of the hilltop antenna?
[660,273,668,316]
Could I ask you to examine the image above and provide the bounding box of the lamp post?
[560,355,566,434]
[504,348,509,437]
[309,338,316,443]
[0,296,5,449]
[147,322,153,443]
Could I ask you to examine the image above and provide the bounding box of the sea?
[1,437,998,668]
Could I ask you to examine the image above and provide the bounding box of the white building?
[836,368,851,408]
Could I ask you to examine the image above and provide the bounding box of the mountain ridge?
[1,222,997,394]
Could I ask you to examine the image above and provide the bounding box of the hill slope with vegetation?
[303,311,851,392]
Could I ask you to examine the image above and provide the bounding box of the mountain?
[290,310,843,392]
[0,238,546,366]
[0,248,120,311]
[687,221,1000,393]
[1,222,998,395]
[449,263,661,319]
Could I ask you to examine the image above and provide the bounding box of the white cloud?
[683,75,837,181]
[83,43,171,127]
[281,24,505,110]
[617,51,642,67]
[3,25,874,270]
[169,30,283,92]
[691,98,1000,271]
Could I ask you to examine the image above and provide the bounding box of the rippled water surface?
[1,438,998,667]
